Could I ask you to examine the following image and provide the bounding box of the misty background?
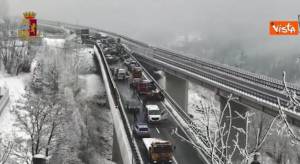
[2,0,300,83]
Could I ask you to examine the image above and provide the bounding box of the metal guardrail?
[95,44,144,164]
[153,52,288,99]
[152,47,300,94]
[151,54,288,106]
[0,87,9,115]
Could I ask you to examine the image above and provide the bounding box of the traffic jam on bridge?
[91,32,206,164]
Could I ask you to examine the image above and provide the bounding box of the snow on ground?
[76,47,97,74]
[43,38,65,48]
[0,37,67,138]
[77,73,114,162]
[65,33,77,41]
[0,71,30,136]
[188,82,220,127]
[187,82,282,164]
[40,37,96,74]
[79,74,104,98]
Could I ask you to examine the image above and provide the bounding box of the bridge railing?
[95,44,144,164]
[152,47,300,94]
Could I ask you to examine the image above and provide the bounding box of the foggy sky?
[5,0,300,52]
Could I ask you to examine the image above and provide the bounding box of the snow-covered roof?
[146,104,159,111]
[142,138,169,150]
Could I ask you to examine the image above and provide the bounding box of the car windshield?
[118,70,126,74]
[139,127,149,131]
[153,145,172,153]
[149,110,160,115]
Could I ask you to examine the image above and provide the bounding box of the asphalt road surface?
[108,60,206,164]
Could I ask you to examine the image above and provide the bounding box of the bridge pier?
[165,72,188,112]
[112,127,123,164]
[219,96,247,161]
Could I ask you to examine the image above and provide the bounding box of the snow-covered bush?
[0,19,37,75]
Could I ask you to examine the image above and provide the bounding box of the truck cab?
[134,80,156,93]
[143,138,173,164]
[125,99,142,113]
[131,66,142,78]
[115,68,127,80]
[146,105,161,123]
[129,78,142,88]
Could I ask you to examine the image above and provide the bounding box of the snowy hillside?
[0,35,115,163]
[0,72,30,136]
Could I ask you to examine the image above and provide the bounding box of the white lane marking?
[156,127,160,134]
[172,156,179,164]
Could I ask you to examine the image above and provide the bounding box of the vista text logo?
[269,21,299,36]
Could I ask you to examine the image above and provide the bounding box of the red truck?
[131,80,164,101]
[134,80,156,93]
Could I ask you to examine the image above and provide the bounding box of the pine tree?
[31,62,43,92]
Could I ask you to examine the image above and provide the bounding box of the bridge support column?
[112,127,123,164]
[165,72,188,112]
[219,96,247,161]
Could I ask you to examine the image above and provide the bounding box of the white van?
[146,105,161,123]
[116,68,127,80]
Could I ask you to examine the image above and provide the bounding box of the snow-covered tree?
[0,133,14,164]
[13,87,65,161]
[31,62,43,92]
[174,94,280,164]
[0,19,34,75]
[57,43,80,95]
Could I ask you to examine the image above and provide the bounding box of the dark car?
[105,54,119,63]
[133,123,150,138]
[125,100,142,113]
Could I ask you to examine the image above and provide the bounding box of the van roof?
[146,105,159,111]
[118,69,126,73]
